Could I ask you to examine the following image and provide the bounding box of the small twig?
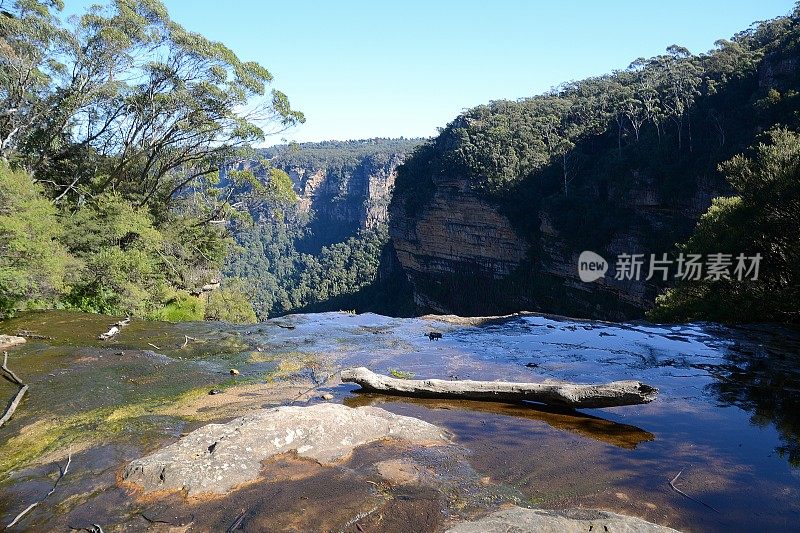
[180,335,199,349]
[337,504,381,533]
[669,470,720,513]
[140,512,194,526]
[147,343,161,350]
[225,509,247,533]
[7,452,72,528]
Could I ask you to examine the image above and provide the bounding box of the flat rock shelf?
[123,403,450,495]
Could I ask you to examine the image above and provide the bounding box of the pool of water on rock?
[1,310,799,531]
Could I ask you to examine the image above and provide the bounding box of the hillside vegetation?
[393,6,800,322]
[222,138,420,320]
[0,0,302,321]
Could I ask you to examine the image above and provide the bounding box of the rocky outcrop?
[446,507,681,533]
[225,141,420,249]
[123,403,449,494]
[0,335,25,350]
[282,152,403,234]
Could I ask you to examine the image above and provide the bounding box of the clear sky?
[64,0,796,145]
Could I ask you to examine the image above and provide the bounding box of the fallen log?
[14,331,53,340]
[98,326,120,340]
[0,384,28,428]
[341,367,658,408]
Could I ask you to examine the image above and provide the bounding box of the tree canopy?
[650,128,800,322]
[0,0,302,320]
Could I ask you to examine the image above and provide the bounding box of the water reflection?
[345,393,655,449]
[705,325,800,467]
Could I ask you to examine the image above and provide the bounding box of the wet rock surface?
[447,507,682,532]
[1,310,800,531]
[123,403,449,494]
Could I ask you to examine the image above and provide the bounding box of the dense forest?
[393,5,800,322]
[260,138,422,172]
[221,138,420,320]
[0,0,303,322]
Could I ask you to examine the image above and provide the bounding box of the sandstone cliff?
[390,175,529,313]
[281,152,403,237]
[390,168,728,319]
[225,139,421,249]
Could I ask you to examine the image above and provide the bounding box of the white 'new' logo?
[578,251,608,282]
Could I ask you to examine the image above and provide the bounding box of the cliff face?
[389,175,529,313]
[390,171,727,319]
[226,139,422,250]
[387,19,800,321]
[281,153,403,235]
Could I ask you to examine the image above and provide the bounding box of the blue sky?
[64,0,795,145]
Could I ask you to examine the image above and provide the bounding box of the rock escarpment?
[390,174,529,313]
[389,168,725,319]
[282,152,402,235]
[225,139,421,248]
[388,24,800,320]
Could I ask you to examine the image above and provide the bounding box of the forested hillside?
[391,6,800,322]
[221,139,420,320]
[0,0,302,322]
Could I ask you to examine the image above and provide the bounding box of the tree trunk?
[341,367,658,409]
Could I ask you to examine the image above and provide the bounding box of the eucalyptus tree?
[627,57,665,143]
[0,0,304,213]
[648,45,703,152]
[0,0,305,317]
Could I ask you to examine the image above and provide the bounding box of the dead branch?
[0,384,28,429]
[13,331,53,340]
[140,512,194,526]
[98,326,120,341]
[341,367,658,408]
[2,351,24,386]
[180,335,199,349]
[7,452,72,528]
[226,509,247,533]
[98,317,131,340]
[0,352,27,429]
